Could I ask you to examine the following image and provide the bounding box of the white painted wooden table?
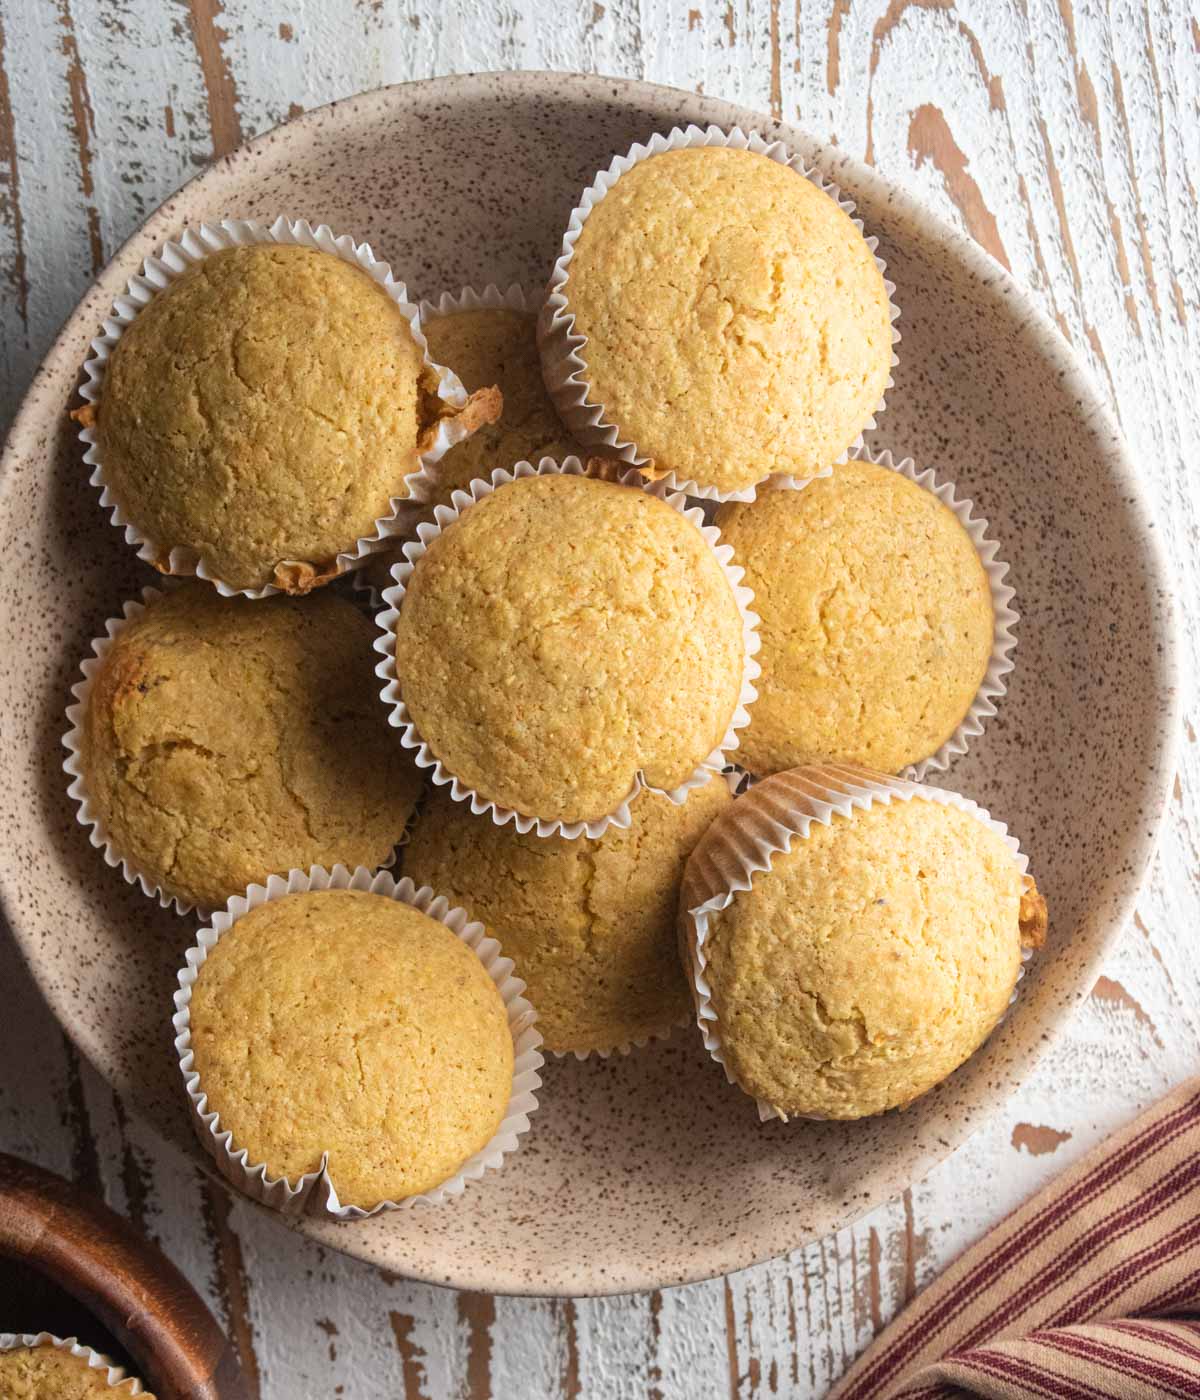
[0,4,1196,1396]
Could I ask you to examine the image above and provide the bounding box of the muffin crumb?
[1019,874,1049,949]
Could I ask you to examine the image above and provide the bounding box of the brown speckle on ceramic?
[0,73,1178,1297]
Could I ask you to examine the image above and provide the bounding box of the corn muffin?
[188,888,514,1205]
[692,784,1046,1119]
[716,458,995,775]
[557,146,893,494]
[78,585,420,911]
[404,776,732,1054]
[88,243,497,593]
[0,1341,148,1397]
[393,470,747,825]
[362,299,581,597]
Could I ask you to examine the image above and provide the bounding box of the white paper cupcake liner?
[852,445,1018,781]
[74,216,501,599]
[420,281,535,322]
[539,124,902,502]
[553,767,744,1061]
[352,282,542,610]
[680,762,1035,1122]
[62,585,401,920]
[0,1334,144,1394]
[373,455,761,840]
[172,864,543,1219]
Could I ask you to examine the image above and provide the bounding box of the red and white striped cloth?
[831,1078,1200,1399]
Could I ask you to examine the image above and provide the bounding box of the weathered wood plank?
[185,0,244,158]
[489,1297,571,1399]
[0,0,97,434]
[645,1282,730,1398]
[0,2,1196,1397]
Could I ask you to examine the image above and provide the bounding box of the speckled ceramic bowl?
[0,73,1178,1297]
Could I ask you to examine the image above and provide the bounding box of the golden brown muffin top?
[404,776,732,1053]
[96,244,445,592]
[0,1343,149,1398]
[81,584,421,911]
[394,472,746,825]
[716,459,994,775]
[564,147,893,493]
[188,888,513,1207]
[702,796,1028,1119]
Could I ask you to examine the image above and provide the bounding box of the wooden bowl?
[0,72,1178,1295]
[0,1153,247,1398]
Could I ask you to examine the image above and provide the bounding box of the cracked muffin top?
[0,1342,151,1398]
[700,795,1043,1120]
[392,470,747,826]
[560,146,893,494]
[79,584,421,912]
[716,458,995,776]
[361,301,582,597]
[403,775,732,1054]
[93,244,452,593]
[187,888,513,1206]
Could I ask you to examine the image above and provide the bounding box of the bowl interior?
[0,1259,135,1369]
[0,72,1175,1295]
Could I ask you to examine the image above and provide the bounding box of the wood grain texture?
[0,1,1196,1395]
[0,1153,249,1399]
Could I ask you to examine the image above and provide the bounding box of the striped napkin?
[831,1078,1200,1399]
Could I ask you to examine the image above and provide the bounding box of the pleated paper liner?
[680,762,1037,1123]
[172,864,543,1219]
[74,216,497,599]
[0,1333,145,1394]
[421,281,535,320]
[539,123,901,502]
[372,454,761,840]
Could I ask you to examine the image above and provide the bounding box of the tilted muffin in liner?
[554,768,745,1062]
[680,762,1044,1122]
[0,1334,145,1394]
[73,217,500,599]
[61,586,403,920]
[353,282,546,610]
[373,455,761,841]
[539,124,901,502]
[403,782,722,1062]
[172,864,543,1218]
[851,445,1017,782]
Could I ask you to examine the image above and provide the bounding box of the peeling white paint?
[0,2,1196,1396]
